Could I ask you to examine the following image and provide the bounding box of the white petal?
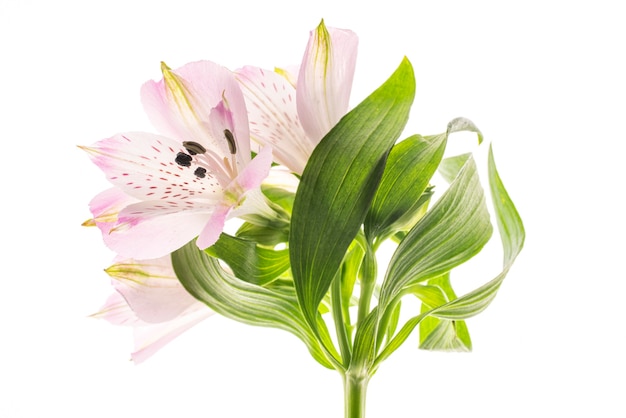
[236,66,313,174]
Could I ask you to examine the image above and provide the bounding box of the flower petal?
[92,286,213,364]
[141,60,250,160]
[92,291,139,326]
[85,187,138,234]
[130,306,212,364]
[236,66,312,174]
[108,201,215,259]
[105,256,200,323]
[233,145,273,192]
[297,22,358,142]
[197,203,231,249]
[92,257,214,363]
[82,132,225,202]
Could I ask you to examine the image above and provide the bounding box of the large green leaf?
[378,155,493,312]
[365,134,445,241]
[290,58,415,326]
[365,117,483,243]
[172,241,336,369]
[205,233,290,286]
[373,145,525,369]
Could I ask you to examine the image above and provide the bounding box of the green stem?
[357,241,377,325]
[343,372,369,418]
[332,270,352,366]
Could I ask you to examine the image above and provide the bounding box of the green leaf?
[206,233,290,286]
[373,145,525,369]
[290,58,416,326]
[419,320,471,351]
[261,185,296,215]
[379,155,493,312]
[236,222,289,247]
[365,134,446,241]
[172,241,335,369]
[439,153,472,184]
[418,274,472,352]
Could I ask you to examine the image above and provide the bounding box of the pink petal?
[236,66,312,174]
[106,256,199,323]
[196,204,230,249]
[297,23,358,143]
[92,291,139,326]
[141,60,250,159]
[130,306,213,364]
[108,201,215,259]
[196,146,272,249]
[82,132,224,202]
[92,257,215,363]
[92,286,213,364]
[234,145,273,192]
[86,188,138,235]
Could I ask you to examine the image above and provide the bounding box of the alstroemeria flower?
[235,20,358,174]
[82,60,272,259]
[92,256,213,363]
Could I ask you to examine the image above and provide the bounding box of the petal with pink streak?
[82,132,224,202]
[297,24,358,143]
[236,66,312,174]
[141,60,250,159]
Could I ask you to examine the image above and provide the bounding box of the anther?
[194,167,207,178]
[223,129,237,154]
[175,152,193,167]
[183,141,207,156]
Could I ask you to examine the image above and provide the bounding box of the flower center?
[173,129,239,188]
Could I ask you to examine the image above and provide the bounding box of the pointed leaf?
[379,156,493,311]
[206,233,290,286]
[374,145,525,368]
[172,241,334,368]
[419,274,472,351]
[365,134,446,241]
[290,58,415,325]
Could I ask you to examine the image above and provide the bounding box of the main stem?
[343,372,369,418]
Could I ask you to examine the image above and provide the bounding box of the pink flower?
[91,256,213,364]
[82,61,272,259]
[235,20,358,174]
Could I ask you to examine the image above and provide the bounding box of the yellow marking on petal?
[109,222,132,234]
[274,67,296,88]
[82,208,120,227]
[77,144,102,157]
[105,263,174,284]
[313,19,332,80]
[161,61,201,123]
[82,218,97,227]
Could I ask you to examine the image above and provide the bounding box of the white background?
[1,0,624,417]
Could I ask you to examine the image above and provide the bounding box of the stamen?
[175,152,193,167]
[194,167,207,178]
[223,129,237,154]
[183,141,207,156]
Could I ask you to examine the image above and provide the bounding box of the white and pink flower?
[235,21,358,174]
[92,256,213,363]
[82,61,272,259]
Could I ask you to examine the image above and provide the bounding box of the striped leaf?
[373,145,525,368]
[172,241,336,369]
[290,58,415,326]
